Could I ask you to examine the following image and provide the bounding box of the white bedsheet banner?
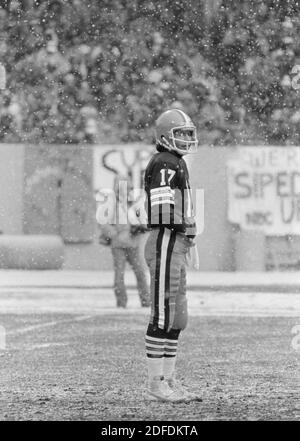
[93,144,154,195]
[227,147,300,235]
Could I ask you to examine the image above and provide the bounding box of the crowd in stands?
[0,0,300,146]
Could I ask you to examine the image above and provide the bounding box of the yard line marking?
[26,342,68,350]
[6,315,93,336]
[0,289,299,317]
[9,342,69,351]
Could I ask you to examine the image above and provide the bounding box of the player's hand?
[185,245,200,270]
[185,237,196,247]
[98,234,111,246]
[130,224,149,235]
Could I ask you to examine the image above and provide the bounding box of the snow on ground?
[0,270,299,317]
[0,287,299,317]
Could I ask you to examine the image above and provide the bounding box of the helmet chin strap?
[160,136,173,151]
[160,136,187,155]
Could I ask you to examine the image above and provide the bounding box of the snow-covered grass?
[0,312,298,421]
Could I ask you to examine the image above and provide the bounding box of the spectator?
[96,177,150,308]
[1,1,300,146]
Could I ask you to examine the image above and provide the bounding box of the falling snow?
[0,0,300,146]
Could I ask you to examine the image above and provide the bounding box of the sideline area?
[1,269,300,291]
[0,269,299,321]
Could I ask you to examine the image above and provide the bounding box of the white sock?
[147,357,164,383]
[145,334,165,383]
[163,356,177,380]
[163,337,178,380]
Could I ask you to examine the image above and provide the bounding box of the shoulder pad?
[154,151,180,169]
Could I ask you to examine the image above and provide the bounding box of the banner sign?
[227,147,300,235]
[94,144,204,235]
[24,145,94,243]
[93,144,154,195]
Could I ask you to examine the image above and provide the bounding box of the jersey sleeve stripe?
[150,193,174,201]
[150,186,175,195]
[145,349,165,356]
[151,200,175,207]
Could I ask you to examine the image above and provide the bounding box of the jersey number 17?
[160,169,176,186]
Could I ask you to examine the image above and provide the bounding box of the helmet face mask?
[168,126,198,154]
[155,109,198,155]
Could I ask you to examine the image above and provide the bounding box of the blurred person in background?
[96,176,150,308]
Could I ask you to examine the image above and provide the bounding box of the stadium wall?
[1,143,298,271]
[0,144,24,235]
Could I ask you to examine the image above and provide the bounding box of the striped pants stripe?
[144,228,188,332]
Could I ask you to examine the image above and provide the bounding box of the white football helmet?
[155,108,198,155]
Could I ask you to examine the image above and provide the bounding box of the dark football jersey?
[144,150,197,237]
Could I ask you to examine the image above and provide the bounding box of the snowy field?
[0,270,299,421]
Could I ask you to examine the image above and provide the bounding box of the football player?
[143,108,201,402]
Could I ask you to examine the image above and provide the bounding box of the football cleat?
[166,377,203,402]
[145,376,186,403]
